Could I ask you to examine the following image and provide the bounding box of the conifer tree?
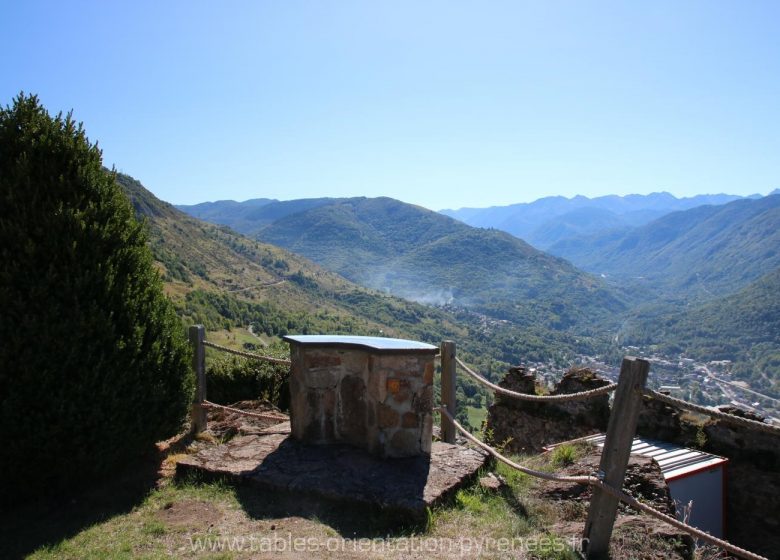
[0,93,193,502]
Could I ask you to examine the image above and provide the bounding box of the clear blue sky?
[2,1,779,210]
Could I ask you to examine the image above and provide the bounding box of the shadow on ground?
[175,433,437,539]
[0,433,194,560]
[234,485,430,539]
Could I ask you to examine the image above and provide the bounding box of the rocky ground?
[532,449,693,559]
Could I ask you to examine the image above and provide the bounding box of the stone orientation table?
[283,335,438,458]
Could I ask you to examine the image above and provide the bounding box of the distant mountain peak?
[548,194,780,300]
[440,191,758,249]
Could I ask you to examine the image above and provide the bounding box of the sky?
[2,1,779,211]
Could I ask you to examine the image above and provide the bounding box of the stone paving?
[177,422,488,520]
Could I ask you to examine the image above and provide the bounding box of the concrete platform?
[176,422,488,520]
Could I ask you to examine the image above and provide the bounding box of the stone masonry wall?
[490,369,780,557]
[485,366,611,453]
[288,345,434,458]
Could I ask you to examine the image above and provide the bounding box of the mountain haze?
[119,175,466,343]
[122,174,611,375]
[548,194,780,300]
[197,196,629,332]
[441,192,757,249]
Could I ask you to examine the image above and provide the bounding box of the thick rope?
[594,481,768,560]
[201,400,289,422]
[455,357,617,402]
[203,340,292,365]
[439,407,594,484]
[643,389,780,436]
[440,408,768,560]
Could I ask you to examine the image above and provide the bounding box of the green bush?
[206,352,290,411]
[0,93,193,503]
[551,444,577,467]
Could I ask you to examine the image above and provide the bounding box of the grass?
[466,405,488,431]
[207,328,267,351]
[6,433,683,560]
[427,459,579,560]
[27,480,240,560]
[550,444,577,468]
[11,445,583,560]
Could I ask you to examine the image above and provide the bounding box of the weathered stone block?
[423,362,434,385]
[377,402,400,428]
[402,412,418,429]
[386,378,401,395]
[341,351,369,375]
[338,375,367,445]
[389,429,420,457]
[421,414,433,454]
[367,367,387,402]
[307,369,338,389]
[306,353,342,369]
[376,355,418,370]
[390,369,420,378]
[413,385,433,414]
[285,335,437,458]
[389,378,412,403]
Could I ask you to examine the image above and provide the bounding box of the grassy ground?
[207,328,271,350]
[3,421,706,560]
[466,406,488,432]
[22,463,582,560]
[3,429,585,560]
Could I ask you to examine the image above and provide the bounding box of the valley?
[172,181,779,425]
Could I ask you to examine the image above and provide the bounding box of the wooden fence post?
[583,356,649,558]
[440,340,457,444]
[189,324,207,434]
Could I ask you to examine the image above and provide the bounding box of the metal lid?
[283,335,438,354]
[585,434,728,481]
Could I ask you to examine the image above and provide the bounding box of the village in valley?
[524,350,780,425]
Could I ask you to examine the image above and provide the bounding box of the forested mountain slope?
[120,174,609,379]
[623,268,780,396]
[548,194,780,300]
[120,174,463,343]
[255,197,627,332]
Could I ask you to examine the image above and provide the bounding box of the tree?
[0,93,193,503]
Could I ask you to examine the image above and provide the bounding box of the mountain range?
[179,197,336,236]
[120,174,461,342]
[122,174,606,382]
[548,194,780,300]
[176,188,780,396]
[440,191,765,249]
[183,195,628,332]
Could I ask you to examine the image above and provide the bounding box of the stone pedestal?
[284,335,438,458]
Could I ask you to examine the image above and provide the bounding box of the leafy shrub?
[0,94,193,503]
[206,351,290,411]
[551,444,577,467]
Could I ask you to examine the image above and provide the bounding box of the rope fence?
[202,340,292,365]
[185,329,774,560]
[438,406,594,485]
[644,388,780,435]
[202,400,288,422]
[439,407,769,560]
[442,343,776,559]
[189,325,292,434]
[455,356,618,402]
